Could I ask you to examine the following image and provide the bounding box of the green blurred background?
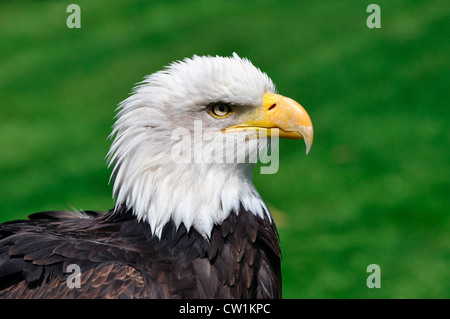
[0,0,448,298]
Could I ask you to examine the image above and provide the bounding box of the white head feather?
[107,53,276,238]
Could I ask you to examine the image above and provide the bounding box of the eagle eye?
[210,104,232,118]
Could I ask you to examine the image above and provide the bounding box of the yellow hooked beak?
[223,93,314,154]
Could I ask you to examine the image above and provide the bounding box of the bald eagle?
[0,54,313,299]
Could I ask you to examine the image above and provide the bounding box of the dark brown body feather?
[0,206,281,298]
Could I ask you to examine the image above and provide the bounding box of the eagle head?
[107,53,313,238]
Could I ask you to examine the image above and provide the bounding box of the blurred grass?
[0,0,449,298]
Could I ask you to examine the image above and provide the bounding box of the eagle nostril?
[268,103,277,111]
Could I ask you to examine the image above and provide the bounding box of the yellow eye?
[210,104,232,118]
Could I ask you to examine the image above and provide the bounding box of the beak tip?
[305,141,312,155]
[302,126,313,156]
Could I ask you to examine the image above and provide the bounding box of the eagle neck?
[114,162,271,239]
